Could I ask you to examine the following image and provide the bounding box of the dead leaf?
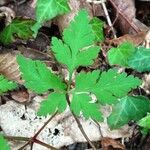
[11,89,29,103]
[0,50,22,83]
[108,0,148,34]
[101,32,146,57]
[101,137,125,150]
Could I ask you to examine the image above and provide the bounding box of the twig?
[33,111,58,139]
[93,120,103,138]
[87,0,117,38]
[66,94,97,150]
[17,111,58,150]
[18,142,29,150]
[4,136,58,150]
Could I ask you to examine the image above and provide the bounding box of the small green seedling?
[17,10,149,130]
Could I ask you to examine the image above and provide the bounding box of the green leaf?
[107,96,150,129]
[138,113,150,129]
[71,93,103,121]
[38,92,67,116]
[75,69,141,104]
[0,75,17,94]
[0,134,10,150]
[0,18,34,45]
[32,0,70,36]
[108,42,135,66]
[90,17,104,42]
[51,10,100,73]
[17,55,66,94]
[128,46,150,72]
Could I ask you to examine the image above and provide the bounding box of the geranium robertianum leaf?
[32,0,70,36]
[0,75,17,94]
[107,96,150,129]
[51,10,100,74]
[17,55,66,94]
[108,42,135,67]
[90,17,104,42]
[70,93,103,121]
[75,69,141,104]
[0,18,34,45]
[38,92,67,116]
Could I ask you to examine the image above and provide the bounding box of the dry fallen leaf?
[0,50,22,83]
[108,0,148,34]
[101,137,125,150]
[101,32,146,57]
[11,89,29,103]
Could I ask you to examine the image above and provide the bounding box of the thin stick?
[4,136,29,141]
[33,111,58,139]
[4,136,58,150]
[101,1,117,38]
[93,120,103,138]
[87,0,117,38]
[18,142,29,150]
[17,111,58,150]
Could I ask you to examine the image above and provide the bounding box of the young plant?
[17,10,148,139]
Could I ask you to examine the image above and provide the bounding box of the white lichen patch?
[0,97,131,150]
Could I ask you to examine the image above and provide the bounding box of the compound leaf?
[0,75,17,94]
[0,135,10,150]
[17,55,66,94]
[38,92,67,116]
[107,96,150,129]
[0,18,34,45]
[71,93,103,121]
[108,42,135,66]
[75,69,141,104]
[32,0,70,36]
[90,17,104,42]
[92,69,141,104]
[51,10,100,73]
[75,70,100,92]
[128,46,150,72]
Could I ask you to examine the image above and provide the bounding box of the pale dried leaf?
[0,50,22,83]
[109,0,148,34]
[101,137,125,150]
[11,89,29,103]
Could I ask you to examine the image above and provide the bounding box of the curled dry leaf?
[0,50,22,83]
[108,0,148,34]
[101,32,146,57]
[101,137,125,150]
[11,89,29,103]
[105,32,146,47]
